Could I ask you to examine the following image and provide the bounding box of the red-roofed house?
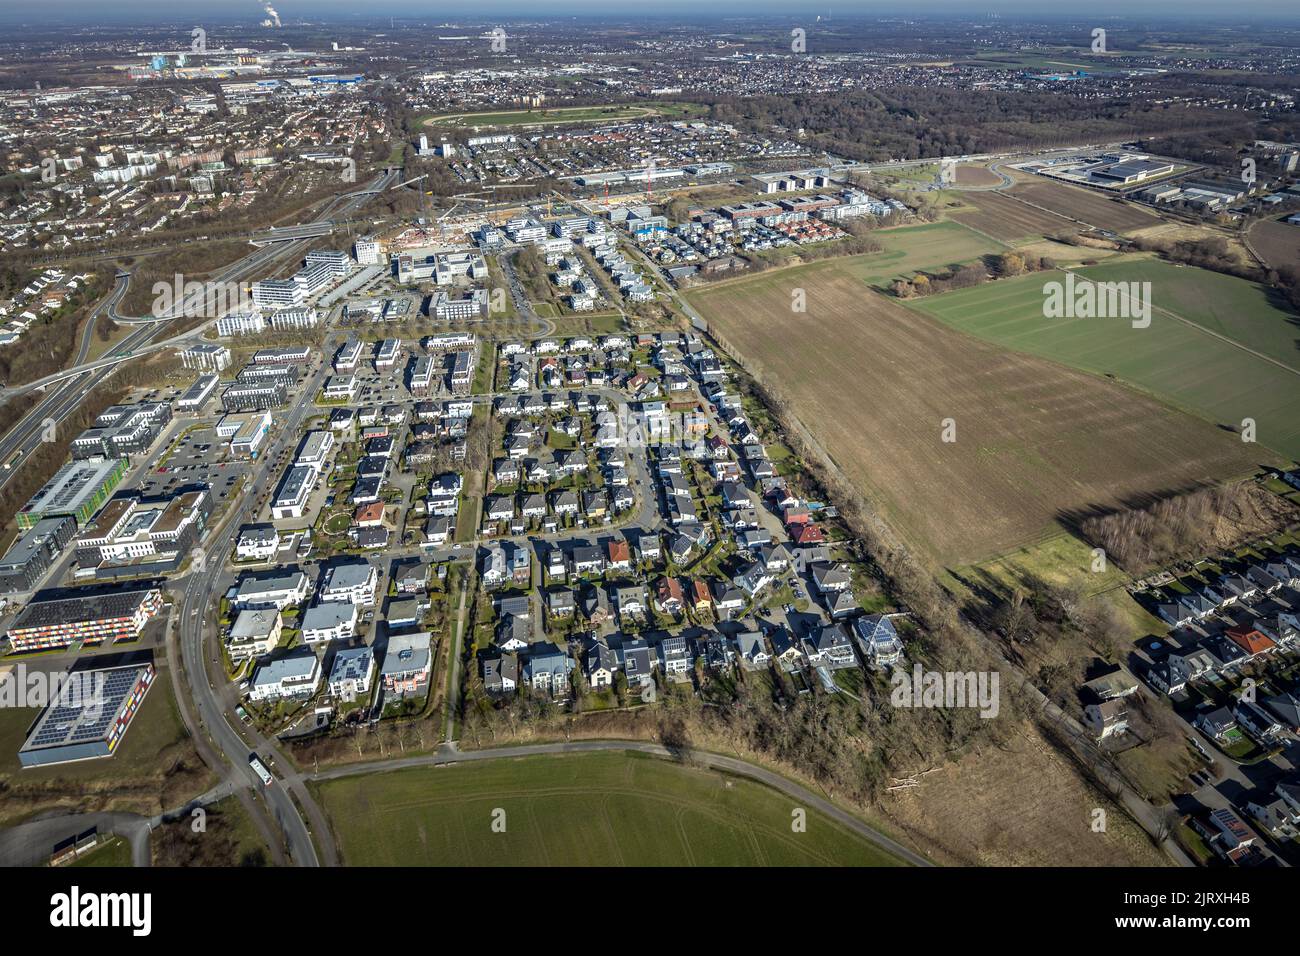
[354,502,385,527]
[1227,626,1277,659]
[791,523,825,545]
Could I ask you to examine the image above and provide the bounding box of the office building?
[0,516,76,594]
[17,457,128,530]
[6,588,163,652]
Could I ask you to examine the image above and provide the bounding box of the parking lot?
[137,424,250,514]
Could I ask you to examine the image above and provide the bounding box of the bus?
[249,754,274,787]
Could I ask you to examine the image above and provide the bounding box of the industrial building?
[17,660,156,767]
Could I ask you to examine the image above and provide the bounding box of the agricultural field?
[1011,180,1159,234]
[951,189,1077,241]
[843,220,1004,287]
[314,752,904,866]
[909,259,1300,460]
[690,259,1263,565]
[421,102,705,129]
[1249,216,1300,274]
[953,164,1005,188]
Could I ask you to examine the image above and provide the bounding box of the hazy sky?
[3,0,1299,23]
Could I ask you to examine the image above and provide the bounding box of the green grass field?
[845,220,1005,287]
[314,752,905,866]
[908,260,1300,460]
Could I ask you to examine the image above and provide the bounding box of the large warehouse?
[17,660,156,767]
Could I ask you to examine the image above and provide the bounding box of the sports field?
[690,259,1263,564]
[908,259,1300,460]
[314,752,904,866]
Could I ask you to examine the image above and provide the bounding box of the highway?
[0,170,398,493]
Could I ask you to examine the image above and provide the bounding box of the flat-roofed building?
[431,287,489,320]
[328,646,375,701]
[248,647,320,701]
[301,599,358,644]
[180,344,231,372]
[323,375,357,402]
[6,587,163,652]
[230,411,271,457]
[75,489,210,575]
[295,430,335,469]
[408,355,434,395]
[252,345,310,365]
[18,661,156,767]
[176,373,219,412]
[227,608,282,662]
[319,559,378,606]
[380,631,432,695]
[70,402,171,461]
[333,338,362,372]
[0,515,76,594]
[17,457,128,530]
[433,251,487,284]
[272,463,318,520]
[216,310,267,337]
[251,278,303,310]
[375,338,402,369]
[232,569,310,610]
[221,380,287,412]
[449,350,474,393]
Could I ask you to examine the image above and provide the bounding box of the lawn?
[907,259,1300,460]
[313,751,905,866]
[0,668,214,826]
[69,835,133,868]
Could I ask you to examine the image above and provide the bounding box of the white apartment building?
[319,560,378,606]
[216,311,267,337]
[181,344,232,372]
